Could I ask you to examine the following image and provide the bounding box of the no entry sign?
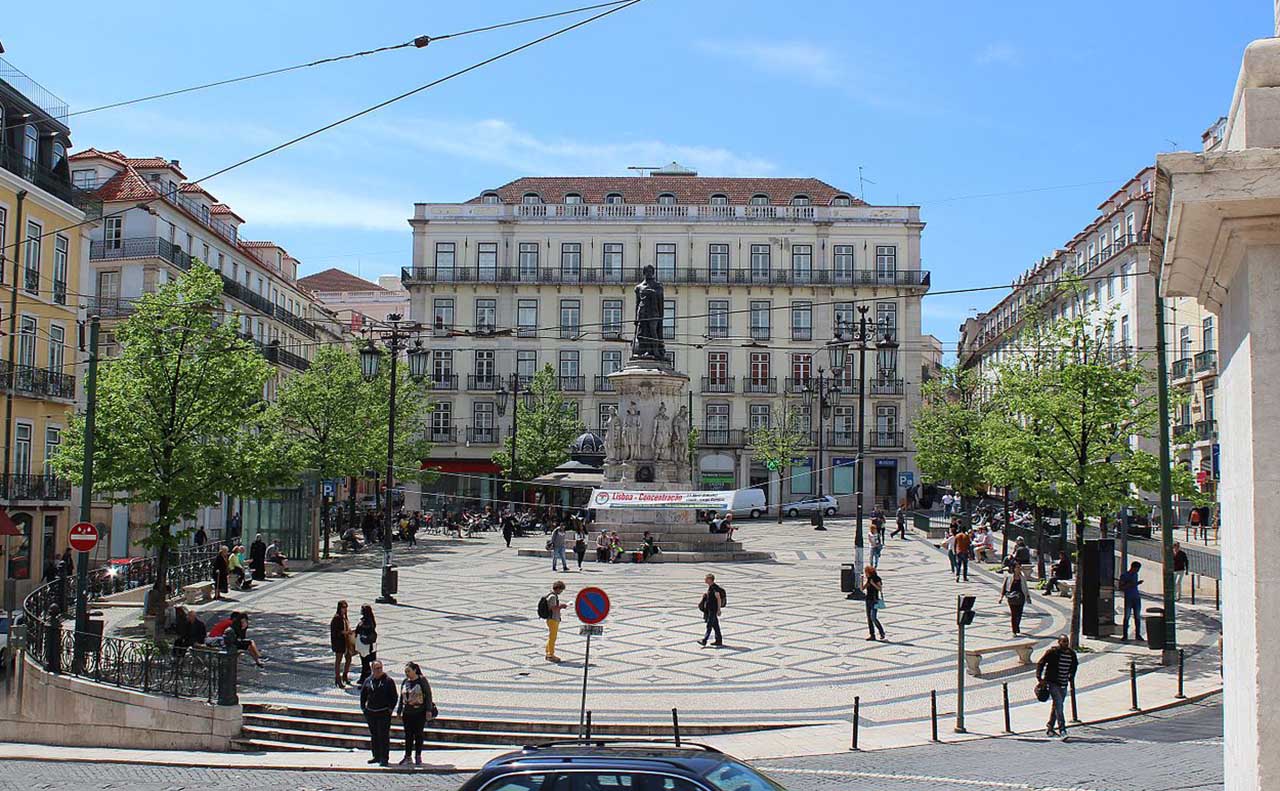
[68,522,99,553]
[575,586,610,625]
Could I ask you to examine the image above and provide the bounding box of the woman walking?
[863,565,886,641]
[1000,563,1031,636]
[397,662,435,765]
[573,527,587,570]
[355,604,378,685]
[330,600,354,688]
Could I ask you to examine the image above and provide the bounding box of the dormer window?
[564,193,583,204]
[481,193,501,204]
[657,193,677,205]
[749,194,770,206]
[832,195,852,206]
[790,195,810,206]
[605,193,624,205]
[522,192,542,205]
[709,194,728,205]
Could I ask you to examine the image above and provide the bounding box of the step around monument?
[516,548,774,563]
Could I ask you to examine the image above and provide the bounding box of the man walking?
[1172,542,1188,601]
[1036,634,1078,738]
[550,524,569,572]
[890,504,907,539]
[942,491,954,517]
[360,660,398,766]
[1119,560,1145,641]
[953,527,971,582]
[698,574,726,647]
[541,581,567,662]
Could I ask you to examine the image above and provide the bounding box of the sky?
[6,0,1272,352]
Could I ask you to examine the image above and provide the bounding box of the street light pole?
[804,368,839,532]
[380,338,399,604]
[497,374,534,510]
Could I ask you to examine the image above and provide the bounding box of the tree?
[53,265,289,632]
[747,404,811,523]
[912,366,991,516]
[491,365,583,494]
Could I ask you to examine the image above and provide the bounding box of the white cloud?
[694,39,841,84]
[367,118,775,177]
[975,43,1020,66]
[212,179,409,232]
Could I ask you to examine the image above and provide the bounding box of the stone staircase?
[236,702,813,752]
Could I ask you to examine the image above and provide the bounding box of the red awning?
[424,459,500,474]
[0,509,20,537]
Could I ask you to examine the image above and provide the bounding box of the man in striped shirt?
[1036,634,1079,738]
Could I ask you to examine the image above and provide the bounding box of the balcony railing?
[868,431,905,449]
[743,377,777,394]
[1,361,76,399]
[749,327,771,341]
[701,376,735,394]
[259,341,309,371]
[85,296,135,318]
[221,274,274,314]
[557,375,586,392]
[428,427,457,445]
[1195,420,1218,441]
[1172,358,1193,379]
[430,374,459,391]
[467,374,499,391]
[417,202,920,225]
[1173,423,1195,439]
[869,378,905,396]
[594,375,616,393]
[90,236,195,271]
[402,265,930,290]
[1194,350,1217,375]
[0,147,77,205]
[700,429,746,447]
[784,377,810,394]
[1,473,71,501]
[466,426,499,444]
[828,431,858,448]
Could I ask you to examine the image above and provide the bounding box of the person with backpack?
[698,574,726,647]
[540,581,567,662]
[355,604,378,684]
[573,527,588,570]
[999,563,1031,636]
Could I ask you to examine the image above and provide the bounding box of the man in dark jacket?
[360,660,398,766]
[249,535,267,581]
[1036,634,1078,738]
[698,574,726,647]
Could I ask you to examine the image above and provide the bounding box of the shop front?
[420,458,502,513]
[699,453,736,491]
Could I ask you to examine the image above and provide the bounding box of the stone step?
[238,724,499,752]
[518,548,774,563]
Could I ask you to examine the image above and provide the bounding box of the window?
[707,299,729,338]
[44,426,61,477]
[833,245,854,280]
[603,243,624,279]
[791,301,812,340]
[481,193,500,204]
[1087,241,1096,263]
[52,235,68,304]
[22,124,37,166]
[72,169,96,188]
[477,242,498,280]
[705,403,730,434]
[1202,317,1215,351]
[602,299,623,337]
[707,351,728,383]
[749,194,770,206]
[517,299,538,336]
[521,193,542,205]
[877,344,898,379]
[605,193,624,205]
[432,350,454,385]
[657,193,676,205]
[474,350,495,381]
[6,512,31,580]
[656,243,677,280]
[833,405,855,438]
[601,350,623,376]
[1121,315,1132,350]
[564,193,583,204]
[750,404,771,430]
[1106,272,1116,300]
[749,352,771,382]
[559,299,581,338]
[475,298,496,332]
[1205,385,1215,421]
[1121,261,1133,291]
[14,423,31,477]
[791,244,812,282]
[790,459,813,494]
[142,267,159,294]
[597,402,618,430]
[1179,326,1192,358]
[48,325,65,372]
[750,244,771,280]
[791,195,810,206]
[431,402,452,436]
[560,242,582,278]
[432,298,454,332]
[750,300,771,340]
[559,350,580,378]
[875,245,897,279]
[791,353,812,384]
[710,194,729,205]
[473,402,495,432]
[833,458,855,494]
[18,316,36,369]
[24,221,41,294]
[876,302,898,342]
[518,242,539,280]
[663,300,676,340]
[832,195,852,206]
[516,350,537,383]
[708,243,729,280]
[434,242,456,279]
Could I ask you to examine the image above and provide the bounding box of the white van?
[726,488,768,519]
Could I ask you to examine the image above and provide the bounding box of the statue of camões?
[631,264,666,362]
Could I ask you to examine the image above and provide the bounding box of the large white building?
[404,165,929,512]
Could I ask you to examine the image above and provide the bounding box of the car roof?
[481,744,728,776]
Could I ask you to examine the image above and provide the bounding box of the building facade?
[404,167,929,512]
[297,269,409,331]
[0,56,94,602]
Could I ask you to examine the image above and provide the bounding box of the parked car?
[783,495,838,518]
[457,740,789,791]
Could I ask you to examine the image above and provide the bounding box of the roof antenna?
[858,166,876,201]
[627,166,661,176]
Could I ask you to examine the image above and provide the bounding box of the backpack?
[537,595,551,619]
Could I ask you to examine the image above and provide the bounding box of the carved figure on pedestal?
[623,401,642,461]
[671,404,690,477]
[631,265,666,362]
[651,402,671,461]
[603,406,623,464]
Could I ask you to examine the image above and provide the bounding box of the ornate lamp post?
[832,304,899,599]
[496,374,536,507]
[359,313,430,605]
[802,366,841,532]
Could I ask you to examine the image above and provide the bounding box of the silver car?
[784,495,838,517]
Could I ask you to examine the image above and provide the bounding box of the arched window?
[605,193,624,205]
[790,195,810,206]
[709,194,728,205]
[522,192,542,205]
[564,193,583,204]
[51,141,66,170]
[22,124,38,164]
[831,195,852,206]
[657,193,677,205]
[749,194,770,206]
[481,193,501,205]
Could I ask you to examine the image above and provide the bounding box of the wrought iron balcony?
[259,341,309,371]
[868,431,904,449]
[557,375,586,392]
[221,274,274,314]
[430,373,459,391]
[601,328,624,341]
[700,376,735,394]
[743,377,777,394]
[1,361,76,399]
[90,236,195,271]
[1194,350,1217,375]
[467,374,499,391]
[428,427,457,444]
[1195,420,1218,441]
[1172,358,1193,379]
[401,264,931,290]
[1173,422,1195,439]
[1,473,71,501]
[466,426,499,444]
[828,431,858,448]
[870,378,905,396]
[594,375,616,393]
[700,428,746,447]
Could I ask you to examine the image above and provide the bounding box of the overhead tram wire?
[0,0,646,260]
[0,0,635,134]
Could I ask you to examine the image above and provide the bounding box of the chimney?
[169,159,180,169]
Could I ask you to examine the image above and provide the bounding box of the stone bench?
[964,640,1036,677]
[182,581,214,605]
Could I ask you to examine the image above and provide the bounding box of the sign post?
[575,586,610,737]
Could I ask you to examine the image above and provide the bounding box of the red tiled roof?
[124,156,186,178]
[467,176,863,206]
[240,240,278,248]
[179,183,216,200]
[92,169,159,202]
[298,268,387,293]
[68,147,128,165]
[210,203,246,223]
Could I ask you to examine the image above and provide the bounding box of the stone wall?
[0,656,241,750]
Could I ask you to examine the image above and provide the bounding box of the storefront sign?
[590,489,735,510]
[875,458,897,468]
[700,473,735,490]
[832,457,858,467]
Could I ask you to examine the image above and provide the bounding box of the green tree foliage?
[748,404,811,522]
[912,366,990,512]
[52,265,289,629]
[492,365,584,491]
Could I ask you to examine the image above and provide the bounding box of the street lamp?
[832,304,899,599]
[359,314,430,605]
[496,373,536,507]
[802,366,841,532]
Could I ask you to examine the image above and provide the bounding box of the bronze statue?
[631,264,666,361]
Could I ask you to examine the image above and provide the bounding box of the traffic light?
[957,595,977,627]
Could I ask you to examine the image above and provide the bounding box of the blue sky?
[7,0,1272,349]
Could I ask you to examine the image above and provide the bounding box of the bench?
[964,641,1036,677]
[182,581,214,605]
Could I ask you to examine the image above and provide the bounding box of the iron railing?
[429,373,459,391]
[89,236,195,271]
[700,376,735,394]
[869,378,905,396]
[467,374,499,391]
[402,265,931,289]
[1172,358,1193,379]
[742,377,777,394]
[557,375,586,392]
[701,429,746,447]
[428,427,457,444]
[0,360,76,399]
[868,431,905,448]
[467,426,499,444]
[1,473,70,501]
[1194,350,1217,374]
[1173,423,1195,439]
[1195,420,1218,441]
[594,375,616,393]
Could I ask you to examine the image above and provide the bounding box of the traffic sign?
[575,586,610,625]
[899,471,915,488]
[68,522,99,553]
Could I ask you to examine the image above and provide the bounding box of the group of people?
[210,535,288,598]
[170,606,265,667]
[356,659,436,766]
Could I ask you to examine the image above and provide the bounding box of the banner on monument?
[589,489,735,510]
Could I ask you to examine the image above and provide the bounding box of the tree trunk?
[1070,505,1086,649]
[1034,505,1046,580]
[147,496,172,639]
[777,471,784,523]
[347,475,358,534]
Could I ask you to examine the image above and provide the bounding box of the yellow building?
[0,56,94,605]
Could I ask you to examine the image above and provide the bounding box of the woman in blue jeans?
[863,565,886,641]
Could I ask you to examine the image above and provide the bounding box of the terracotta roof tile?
[124,157,187,178]
[467,176,862,206]
[68,147,128,165]
[298,268,387,293]
[210,203,246,223]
